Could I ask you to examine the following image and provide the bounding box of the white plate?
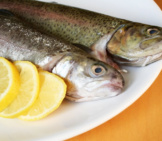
[0,0,162,141]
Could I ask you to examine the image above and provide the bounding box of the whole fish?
[0,0,162,67]
[0,12,124,102]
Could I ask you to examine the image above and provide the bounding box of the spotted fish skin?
[0,0,161,67]
[0,14,124,102]
[0,0,125,47]
[0,0,124,67]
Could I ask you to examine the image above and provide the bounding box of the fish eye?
[147,28,159,36]
[91,65,106,76]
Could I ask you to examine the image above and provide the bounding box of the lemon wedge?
[0,57,20,111]
[19,71,66,121]
[0,61,39,118]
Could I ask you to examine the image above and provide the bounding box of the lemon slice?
[19,71,67,121]
[0,61,39,118]
[0,57,20,111]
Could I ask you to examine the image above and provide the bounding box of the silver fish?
[0,13,124,102]
[0,0,161,67]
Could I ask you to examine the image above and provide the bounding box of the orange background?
[67,1,162,141]
[155,0,162,10]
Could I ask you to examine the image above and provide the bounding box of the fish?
[0,0,161,67]
[0,11,124,102]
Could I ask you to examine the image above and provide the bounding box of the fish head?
[54,54,124,102]
[107,23,162,66]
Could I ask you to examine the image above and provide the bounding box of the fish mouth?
[102,81,124,92]
[66,79,124,102]
[83,78,124,93]
[109,38,162,66]
[112,51,162,66]
[140,37,162,50]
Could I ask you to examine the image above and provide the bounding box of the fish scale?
[0,14,124,102]
[1,0,161,67]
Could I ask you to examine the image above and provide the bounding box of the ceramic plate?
[0,0,162,140]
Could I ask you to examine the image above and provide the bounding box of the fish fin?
[0,9,14,17]
[72,43,92,54]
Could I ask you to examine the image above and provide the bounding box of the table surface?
[67,1,162,140]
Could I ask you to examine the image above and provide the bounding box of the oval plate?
[0,0,162,140]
